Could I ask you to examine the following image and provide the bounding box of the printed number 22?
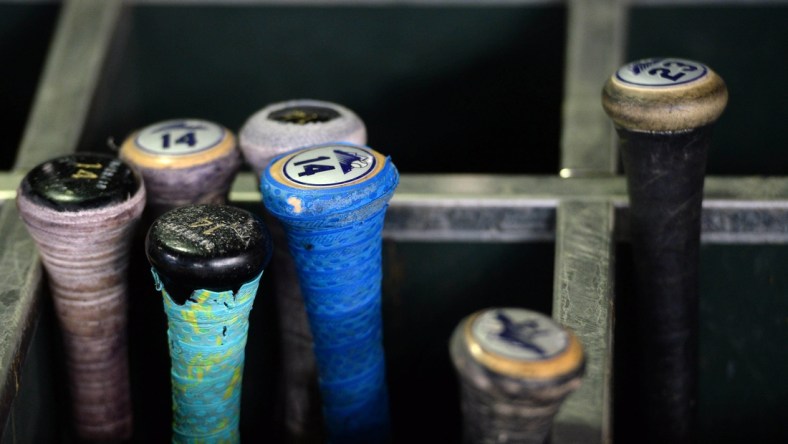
[161,132,197,148]
[294,155,335,177]
[648,62,698,82]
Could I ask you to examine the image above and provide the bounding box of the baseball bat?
[450,308,585,444]
[261,142,398,443]
[239,99,366,441]
[145,204,272,443]
[119,118,241,216]
[16,153,145,441]
[602,57,727,442]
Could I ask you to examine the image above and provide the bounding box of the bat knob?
[145,204,272,304]
[450,308,585,444]
[239,99,367,176]
[19,153,142,211]
[602,57,728,132]
[262,142,397,222]
[119,118,241,210]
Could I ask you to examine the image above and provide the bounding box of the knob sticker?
[268,105,342,125]
[283,145,377,187]
[135,119,225,155]
[616,58,708,87]
[472,309,568,361]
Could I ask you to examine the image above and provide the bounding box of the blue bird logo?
[493,311,551,358]
[334,149,370,174]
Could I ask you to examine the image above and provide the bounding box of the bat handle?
[261,212,324,441]
[450,308,585,444]
[261,143,398,444]
[603,57,728,442]
[145,204,272,444]
[239,99,367,441]
[286,206,390,444]
[16,154,146,441]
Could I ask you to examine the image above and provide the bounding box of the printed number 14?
[294,155,335,177]
[161,132,197,149]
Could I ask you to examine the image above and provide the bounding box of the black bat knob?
[145,204,272,304]
[20,153,141,211]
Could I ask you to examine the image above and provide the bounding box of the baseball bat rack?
[0,1,786,443]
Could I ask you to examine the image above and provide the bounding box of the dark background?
[1,2,786,443]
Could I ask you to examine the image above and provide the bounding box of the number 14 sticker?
[135,119,225,155]
[284,145,377,187]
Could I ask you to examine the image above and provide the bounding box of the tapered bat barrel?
[602,57,728,442]
[450,308,585,444]
[120,118,241,215]
[145,204,272,444]
[16,153,145,441]
[261,143,398,444]
[240,99,367,442]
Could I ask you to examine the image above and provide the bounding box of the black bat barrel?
[602,57,728,442]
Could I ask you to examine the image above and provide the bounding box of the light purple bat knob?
[119,118,241,215]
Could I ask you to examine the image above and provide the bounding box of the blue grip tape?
[261,145,398,443]
[152,268,262,444]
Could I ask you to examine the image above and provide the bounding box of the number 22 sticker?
[616,58,708,87]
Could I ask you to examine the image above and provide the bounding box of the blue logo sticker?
[472,309,567,361]
[494,311,552,358]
